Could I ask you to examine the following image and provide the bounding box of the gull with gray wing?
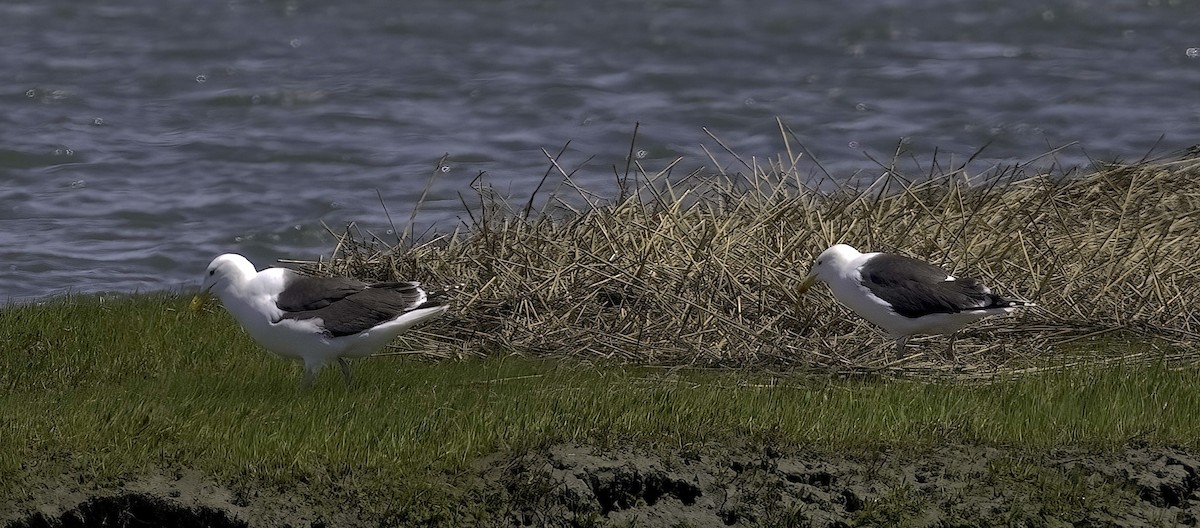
[797,244,1034,356]
[192,253,449,389]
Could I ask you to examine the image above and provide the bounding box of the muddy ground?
[5,444,1200,527]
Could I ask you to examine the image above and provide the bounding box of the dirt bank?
[6,445,1200,527]
[479,444,1200,527]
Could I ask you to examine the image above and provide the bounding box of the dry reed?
[292,124,1200,376]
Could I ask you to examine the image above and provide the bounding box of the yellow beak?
[797,270,818,294]
[189,289,212,312]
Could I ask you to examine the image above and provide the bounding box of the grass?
[3,293,1200,521]
[292,125,1200,376]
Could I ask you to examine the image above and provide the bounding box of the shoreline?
[6,155,1200,526]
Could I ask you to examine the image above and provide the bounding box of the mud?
[1,470,346,528]
[481,445,1200,527]
[6,445,1200,527]
[8,494,247,528]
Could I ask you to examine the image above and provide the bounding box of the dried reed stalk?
[293,128,1200,378]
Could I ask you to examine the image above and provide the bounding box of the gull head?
[191,253,257,312]
[797,244,862,294]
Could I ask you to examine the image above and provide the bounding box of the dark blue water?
[2,0,1199,299]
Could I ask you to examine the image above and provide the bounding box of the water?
[2,0,1198,300]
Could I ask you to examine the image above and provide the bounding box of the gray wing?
[859,254,1005,318]
[276,275,369,312]
[276,275,428,337]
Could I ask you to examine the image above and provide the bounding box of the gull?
[192,253,448,389]
[797,244,1034,357]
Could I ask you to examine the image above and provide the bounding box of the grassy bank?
[3,294,1199,522]
[6,145,1200,523]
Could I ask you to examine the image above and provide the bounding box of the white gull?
[798,244,1034,356]
[192,253,448,389]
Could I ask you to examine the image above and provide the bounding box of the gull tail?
[981,295,1036,314]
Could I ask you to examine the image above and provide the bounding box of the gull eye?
[209,269,215,276]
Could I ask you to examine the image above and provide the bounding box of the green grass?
[3,293,1200,518]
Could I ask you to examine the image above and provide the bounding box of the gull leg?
[299,362,320,392]
[946,332,958,363]
[894,336,910,357]
[338,357,352,387]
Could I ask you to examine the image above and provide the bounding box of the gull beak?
[797,269,819,295]
[189,287,213,312]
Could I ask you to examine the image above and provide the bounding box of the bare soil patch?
[7,445,1200,527]
[481,444,1200,527]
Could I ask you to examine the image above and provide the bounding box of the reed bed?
[294,128,1200,376]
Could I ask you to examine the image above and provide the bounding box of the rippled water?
[2,0,1198,300]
